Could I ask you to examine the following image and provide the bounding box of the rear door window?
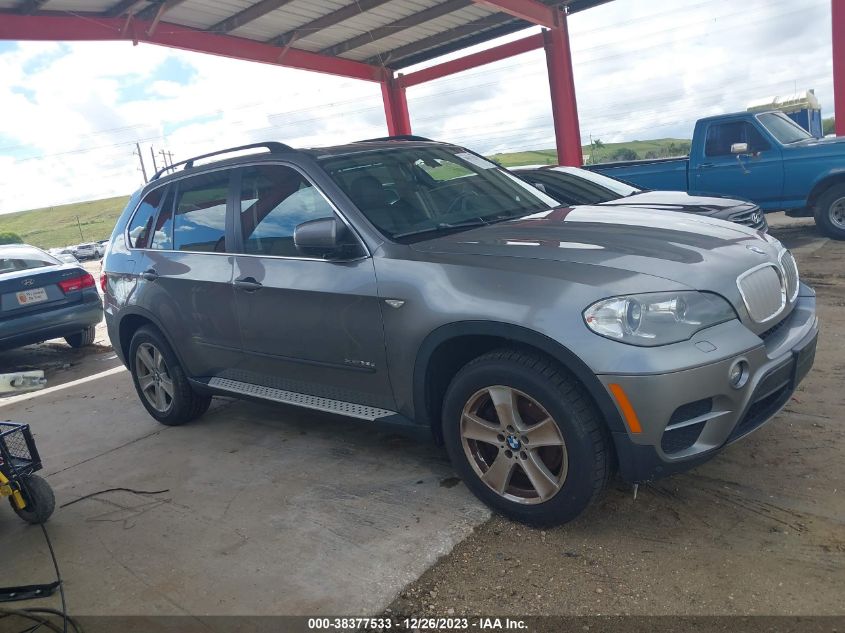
[237,164,335,257]
[171,172,230,252]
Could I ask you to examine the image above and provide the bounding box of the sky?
[0,0,836,214]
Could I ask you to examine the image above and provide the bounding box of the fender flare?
[116,306,189,370]
[412,320,626,439]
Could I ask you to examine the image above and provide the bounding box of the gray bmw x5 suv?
[103,137,818,525]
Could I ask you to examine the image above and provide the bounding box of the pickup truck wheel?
[815,184,845,240]
[129,326,211,426]
[65,325,96,348]
[442,348,611,526]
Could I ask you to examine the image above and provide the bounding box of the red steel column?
[381,76,412,136]
[544,8,582,166]
[834,0,845,135]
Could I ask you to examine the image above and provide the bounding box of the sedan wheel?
[461,385,567,504]
[135,342,175,414]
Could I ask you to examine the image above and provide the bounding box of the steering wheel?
[446,190,482,215]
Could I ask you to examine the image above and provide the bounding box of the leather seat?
[348,175,427,235]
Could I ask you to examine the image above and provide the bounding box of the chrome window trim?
[123,160,371,262]
[736,262,787,324]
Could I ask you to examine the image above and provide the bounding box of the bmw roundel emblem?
[506,435,522,450]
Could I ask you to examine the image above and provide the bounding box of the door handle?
[141,269,159,281]
[234,277,263,292]
[699,163,715,169]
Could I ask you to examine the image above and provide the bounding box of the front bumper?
[600,286,818,483]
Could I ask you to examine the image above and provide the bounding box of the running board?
[208,377,396,421]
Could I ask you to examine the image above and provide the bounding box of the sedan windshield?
[758,112,813,144]
[527,166,641,205]
[320,146,560,241]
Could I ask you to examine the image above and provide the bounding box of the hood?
[410,206,781,295]
[598,191,755,216]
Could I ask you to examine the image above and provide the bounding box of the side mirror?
[731,142,749,154]
[294,217,362,259]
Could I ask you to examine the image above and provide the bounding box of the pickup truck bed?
[588,110,845,239]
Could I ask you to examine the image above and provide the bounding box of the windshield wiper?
[393,218,492,239]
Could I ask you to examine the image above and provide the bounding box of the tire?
[814,183,845,240]
[11,474,56,525]
[65,325,96,348]
[442,348,612,526]
[128,325,211,426]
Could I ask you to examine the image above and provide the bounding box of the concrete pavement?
[2,370,488,616]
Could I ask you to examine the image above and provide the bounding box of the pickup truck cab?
[589,111,845,239]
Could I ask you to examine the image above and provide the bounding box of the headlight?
[583,291,736,346]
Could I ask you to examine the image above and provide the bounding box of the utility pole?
[133,142,148,183]
[150,146,159,173]
[159,149,174,168]
[75,215,84,241]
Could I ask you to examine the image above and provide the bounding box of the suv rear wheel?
[442,348,611,526]
[129,325,211,425]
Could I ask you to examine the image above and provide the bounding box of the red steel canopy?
[0,0,614,164]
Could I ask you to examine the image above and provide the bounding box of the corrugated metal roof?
[0,0,613,71]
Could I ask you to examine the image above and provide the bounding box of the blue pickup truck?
[588,110,845,239]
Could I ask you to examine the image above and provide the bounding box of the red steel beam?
[834,0,845,136]
[469,0,556,28]
[543,14,582,165]
[400,32,543,87]
[0,13,387,82]
[381,77,412,135]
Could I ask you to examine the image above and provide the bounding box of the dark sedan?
[512,165,768,232]
[0,244,102,351]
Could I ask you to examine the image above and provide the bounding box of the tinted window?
[150,188,175,250]
[321,147,559,240]
[0,249,58,275]
[705,121,770,156]
[527,168,639,205]
[128,188,164,248]
[238,165,335,257]
[172,172,230,252]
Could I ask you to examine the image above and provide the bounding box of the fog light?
[729,360,749,389]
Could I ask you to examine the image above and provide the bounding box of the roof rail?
[150,142,294,180]
[356,135,436,143]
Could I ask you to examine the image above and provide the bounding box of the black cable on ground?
[59,487,169,509]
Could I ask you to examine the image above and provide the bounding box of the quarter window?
[172,172,230,252]
[128,188,164,249]
[238,165,335,257]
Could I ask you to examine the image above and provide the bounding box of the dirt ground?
[388,216,845,617]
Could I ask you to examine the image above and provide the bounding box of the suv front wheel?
[442,348,612,526]
[129,325,211,425]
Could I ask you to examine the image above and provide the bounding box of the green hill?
[0,196,130,249]
[0,138,692,249]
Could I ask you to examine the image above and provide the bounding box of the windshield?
[320,146,560,241]
[530,166,640,204]
[758,112,813,144]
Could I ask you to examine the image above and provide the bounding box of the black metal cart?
[0,422,55,524]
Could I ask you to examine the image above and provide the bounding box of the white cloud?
[0,0,836,214]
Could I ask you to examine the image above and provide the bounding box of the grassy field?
[491,138,690,167]
[0,195,129,249]
[0,138,690,250]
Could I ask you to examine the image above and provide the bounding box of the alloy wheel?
[460,385,568,504]
[135,342,175,413]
